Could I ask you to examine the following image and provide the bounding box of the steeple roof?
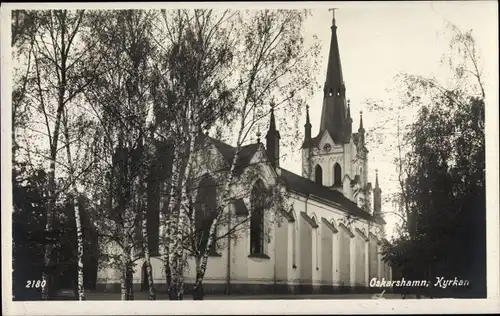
[359,110,365,133]
[318,9,349,144]
[323,9,345,97]
[266,103,280,139]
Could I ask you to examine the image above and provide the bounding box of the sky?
[276,1,498,239]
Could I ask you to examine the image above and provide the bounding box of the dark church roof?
[196,134,260,174]
[279,168,385,225]
[197,133,384,225]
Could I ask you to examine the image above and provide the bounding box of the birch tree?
[84,9,159,300]
[11,9,110,299]
[149,8,238,300]
[151,9,320,300]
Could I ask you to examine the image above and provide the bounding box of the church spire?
[266,102,280,168]
[323,8,344,96]
[374,169,382,215]
[302,105,312,148]
[358,110,365,134]
[343,99,353,143]
[319,9,348,144]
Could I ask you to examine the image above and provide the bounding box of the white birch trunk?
[174,123,199,299]
[41,161,56,300]
[119,136,136,301]
[120,229,129,300]
[163,142,184,299]
[63,111,85,300]
[140,169,156,300]
[192,97,250,299]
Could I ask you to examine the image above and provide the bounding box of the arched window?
[334,163,342,186]
[250,179,266,255]
[315,165,323,186]
[195,174,218,255]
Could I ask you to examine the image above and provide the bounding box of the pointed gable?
[318,129,335,150]
[301,211,319,228]
[196,133,261,175]
[321,217,338,233]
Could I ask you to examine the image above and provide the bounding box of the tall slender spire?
[324,8,343,94]
[306,104,311,126]
[358,110,365,133]
[319,9,348,143]
[374,168,382,215]
[342,99,353,143]
[266,102,280,168]
[303,105,312,147]
[268,103,277,132]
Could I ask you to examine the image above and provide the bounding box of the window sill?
[209,252,222,257]
[248,253,270,259]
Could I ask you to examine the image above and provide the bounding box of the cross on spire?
[328,8,338,26]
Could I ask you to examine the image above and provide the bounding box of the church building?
[97,12,392,295]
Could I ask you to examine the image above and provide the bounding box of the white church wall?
[290,214,300,284]
[320,220,334,286]
[355,231,367,287]
[133,257,165,285]
[247,236,276,283]
[289,192,383,288]
[229,214,249,282]
[332,224,341,286]
[343,142,353,180]
[312,216,321,287]
[274,218,289,282]
[338,225,352,286]
[364,237,370,287]
[342,175,352,199]
[184,249,227,283]
[299,214,313,284]
[369,235,379,281]
[350,233,356,287]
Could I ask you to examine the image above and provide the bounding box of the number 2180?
[26,280,46,288]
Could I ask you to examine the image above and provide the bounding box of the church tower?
[301,9,372,209]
